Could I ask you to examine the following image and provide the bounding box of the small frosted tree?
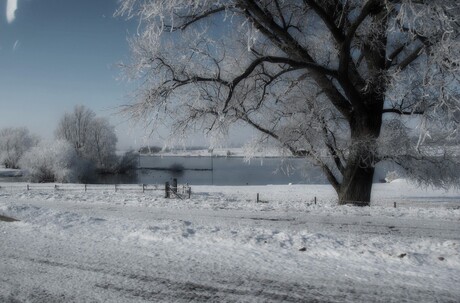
[85,117,118,170]
[55,105,96,157]
[0,127,39,169]
[117,0,460,204]
[55,105,118,171]
[20,140,79,183]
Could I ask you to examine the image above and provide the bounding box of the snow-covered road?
[1,182,459,302]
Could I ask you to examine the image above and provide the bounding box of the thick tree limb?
[273,0,287,29]
[397,45,424,71]
[222,55,337,112]
[386,44,406,68]
[321,165,341,193]
[303,0,345,43]
[382,108,425,115]
[241,0,353,120]
[339,0,382,75]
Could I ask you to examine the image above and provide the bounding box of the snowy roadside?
[0,181,459,302]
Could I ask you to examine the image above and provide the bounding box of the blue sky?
[0,0,159,149]
[0,0,253,149]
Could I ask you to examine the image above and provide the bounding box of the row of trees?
[0,105,137,182]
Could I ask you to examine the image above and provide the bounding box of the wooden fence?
[0,179,192,199]
[0,183,160,192]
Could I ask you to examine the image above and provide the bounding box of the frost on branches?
[20,140,80,183]
[117,0,460,204]
[0,127,39,169]
[55,105,118,172]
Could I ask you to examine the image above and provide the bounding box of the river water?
[98,156,325,185]
[1,156,391,185]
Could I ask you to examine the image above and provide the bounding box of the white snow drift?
[0,180,459,302]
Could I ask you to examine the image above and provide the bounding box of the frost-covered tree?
[0,127,39,169]
[117,0,460,204]
[86,117,118,170]
[20,140,79,183]
[55,105,96,157]
[55,105,118,171]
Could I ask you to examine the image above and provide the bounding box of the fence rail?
[0,180,192,199]
[0,183,164,193]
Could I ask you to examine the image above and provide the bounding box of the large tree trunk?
[338,150,376,205]
[338,106,383,206]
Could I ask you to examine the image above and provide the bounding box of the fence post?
[165,182,170,198]
[314,196,317,205]
[172,178,177,194]
[394,202,396,208]
[142,184,145,193]
[188,187,191,199]
[84,184,87,192]
[257,193,260,203]
[27,184,29,191]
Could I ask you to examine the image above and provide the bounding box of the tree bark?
[338,152,375,205]
[337,103,383,206]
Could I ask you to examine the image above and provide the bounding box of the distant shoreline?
[138,154,297,159]
[136,147,289,158]
[138,167,212,171]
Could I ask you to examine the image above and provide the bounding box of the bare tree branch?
[303,0,345,43]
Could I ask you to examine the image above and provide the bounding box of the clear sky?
[0,0,143,149]
[0,0,254,150]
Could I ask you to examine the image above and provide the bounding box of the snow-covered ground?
[1,180,459,302]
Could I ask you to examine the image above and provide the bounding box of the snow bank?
[1,181,459,302]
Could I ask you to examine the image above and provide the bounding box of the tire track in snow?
[2,254,315,302]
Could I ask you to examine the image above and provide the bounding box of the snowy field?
[1,180,459,302]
